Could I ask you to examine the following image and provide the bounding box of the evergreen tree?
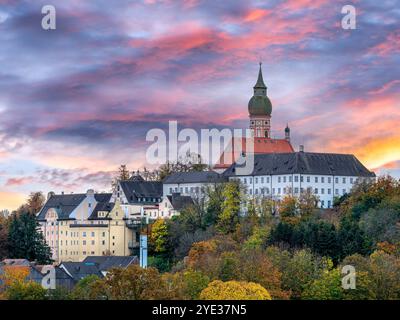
[7,212,52,264]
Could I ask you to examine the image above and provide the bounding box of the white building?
[111,173,162,219]
[223,152,376,208]
[158,193,194,219]
[163,171,227,199]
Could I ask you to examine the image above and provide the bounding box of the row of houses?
[0,256,137,292]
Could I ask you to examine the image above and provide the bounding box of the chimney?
[86,189,95,196]
[61,191,64,195]
[47,191,55,200]
[299,145,304,152]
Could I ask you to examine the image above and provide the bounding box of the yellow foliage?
[1,266,30,287]
[187,240,217,269]
[200,280,272,300]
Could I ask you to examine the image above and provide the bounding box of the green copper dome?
[248,63,272,116]
[248,95,272,116]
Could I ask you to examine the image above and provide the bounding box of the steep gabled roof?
[224,152,375,177]
[167,194,195,211]
[119,180,162,204]
[89,193,113,220]
[83,256,138,271]
[60,262,103,281]
[163,171,227,184]
[214,137,294,170]
[37,194,86,221]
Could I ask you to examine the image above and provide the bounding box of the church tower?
[248,63,272,138]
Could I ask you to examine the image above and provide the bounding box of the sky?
[0,0,399,211]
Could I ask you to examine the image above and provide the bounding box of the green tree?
[302,268,343,300]
[182,269,210,300]
[337,216,372,259]
[0,216,9,259]
[70,275,101,300]
[7,212,52,264]
[217,251,240,281]
[217,182,241,234]
[150,219,169,254]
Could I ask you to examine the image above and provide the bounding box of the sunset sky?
[0,0,399,211]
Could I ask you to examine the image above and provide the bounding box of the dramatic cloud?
[0,0,399,211]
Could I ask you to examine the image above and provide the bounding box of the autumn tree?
[200,280,272,300]
[0,216,9,259]
[217,182,241,234]
[26,192,45,215]
[161,269,210,300]
[279,195,298,219]
[88,265,171,300]
[0,266,47,300]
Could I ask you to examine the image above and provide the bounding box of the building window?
[294,176,298,182]
[335,189,339,195]
[328,188,331,194]
[321,177,325,183]
[328,177,331,183]
[91,240,95,245]
[102,240,105,245]
[314,188,318,194]
[83,240,86,245]
[283,176,286,183]
[343,189,346,195]
[321,200,325,208]
[91,232,95,237]
[315,176,318,183]
[307,176,310,183]
[102,232,105,237]
[278,177,281,183]
[321,188,325,194]
[350,178,354,184]
[261,177,264,183]
[278,188,281,195]
[328,201,331,208]
[343,177,346,184]
[335,177,339,184]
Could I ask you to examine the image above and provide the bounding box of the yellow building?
[37,190,140,263]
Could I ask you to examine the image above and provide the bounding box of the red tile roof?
[214,137,294,169]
